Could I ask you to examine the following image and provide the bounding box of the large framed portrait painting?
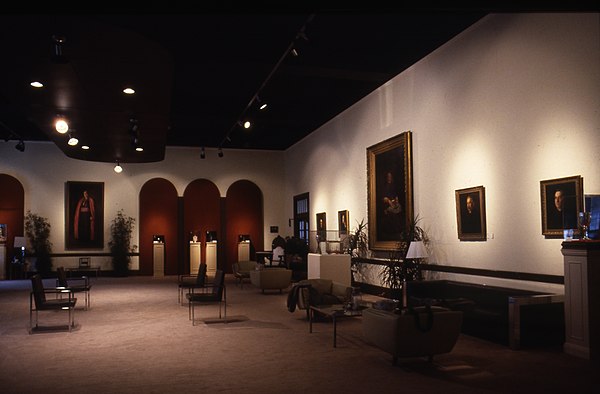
[367,131,413,251]
[65,181,104,249]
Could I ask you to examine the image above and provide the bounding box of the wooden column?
[561,240,600,360]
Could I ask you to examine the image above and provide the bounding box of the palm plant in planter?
[109,209,136,276]
[379,214,429,300]
[24,211,53,277]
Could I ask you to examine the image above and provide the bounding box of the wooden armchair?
[30,274,77,333]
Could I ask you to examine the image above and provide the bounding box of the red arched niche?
[225,180,263,273]
[139,178,179,276]
[183,179,221,274]
[0,174,25,272]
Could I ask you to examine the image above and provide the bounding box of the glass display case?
[309,230,350,254]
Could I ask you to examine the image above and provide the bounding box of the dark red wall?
[139,178,179,275]
[225,180,263,272]
[0,174,25,269]
[183,179,221,273]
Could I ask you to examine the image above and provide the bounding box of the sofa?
[249,268,293,293]
[406,280,565,347]
[232,261,258,288]
[287,278,353,319]
[362,306,463,364]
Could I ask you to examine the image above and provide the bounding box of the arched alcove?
[0,174,25,279]
[139,178,179,276]
[183,179,221,274]
[225,180,263,273]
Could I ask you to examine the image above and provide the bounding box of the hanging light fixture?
[200,147,206,159]
[114,162,123,173]
[218,148,223,158]
[15,140,25,152]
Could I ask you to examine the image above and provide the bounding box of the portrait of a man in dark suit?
[456,186,486,241]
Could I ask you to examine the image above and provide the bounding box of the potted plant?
[24,210,53,277]
[109,209,136,276]
[379,214,429,300]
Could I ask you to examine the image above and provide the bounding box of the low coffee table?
[309,305,366,347]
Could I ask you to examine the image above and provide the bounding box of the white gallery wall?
[284,13,600,293]
[0,142,286,269]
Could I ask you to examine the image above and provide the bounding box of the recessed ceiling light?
[259,103,268,110]
[135,147,144,152]
[67,136,79,146]
[123,87,135,95]
[55,118,69,134]
[81,145,90,150]
[243,121,251,129]
[30,81,44,88]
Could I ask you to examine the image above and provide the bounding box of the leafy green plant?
[380,214,429,297]
[24,210,53,277]
[347,218,368,258]
[109,209,136,276]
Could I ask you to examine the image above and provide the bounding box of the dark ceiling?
[0,12,489,163]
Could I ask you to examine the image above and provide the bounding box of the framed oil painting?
[456,186,487,241]
[338,210,349,235]
[540,175,583,237]
[65,181,104,249]
[316,212,327,240]
[367,131,413,251]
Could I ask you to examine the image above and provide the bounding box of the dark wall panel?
[225,180,263,273]
[183,179,221,274]
[139,178,179,276]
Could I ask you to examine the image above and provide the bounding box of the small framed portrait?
[540,175,583,237]
[455,185,487,241]
[338,210,349,235]
[316,212,327,239]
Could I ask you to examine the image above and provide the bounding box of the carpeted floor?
[0,275,598,393]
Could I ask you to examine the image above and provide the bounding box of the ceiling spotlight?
[123,87,135,95]
[30,81,44,88]
[52,34,68,64]
[114,162,123,173]
[15,140,25,152]
[135,146,144,152]
[67,134,79,146]
[291,48,299,57]
[81,145,90,150]
[218,148,223,158]
[259,103,268,110]
[243,121,251,129]
[55,117,69,134]
[200,147,206,159]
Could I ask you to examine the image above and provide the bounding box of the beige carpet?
[0,275,598,394]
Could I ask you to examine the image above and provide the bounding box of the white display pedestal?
[206,241,217,275]
[0,244,6,280]
[238,241,250,262]
[153,243,165,277]
[561,241,600,360]
[307,253,351,287]
[189,242,201,274]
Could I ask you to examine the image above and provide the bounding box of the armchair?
[287,278,353,319]
[249,268,292,293]
[56,266,92,310]
[362,306,463,364]
[178,263,207,304]
[232,260,257,288]
[186,269,226,325]
[30,274,77,333]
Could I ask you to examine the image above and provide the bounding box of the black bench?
[406,280,565,349]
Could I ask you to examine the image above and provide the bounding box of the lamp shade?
[13,236,26,249]
[406,240,427,259]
